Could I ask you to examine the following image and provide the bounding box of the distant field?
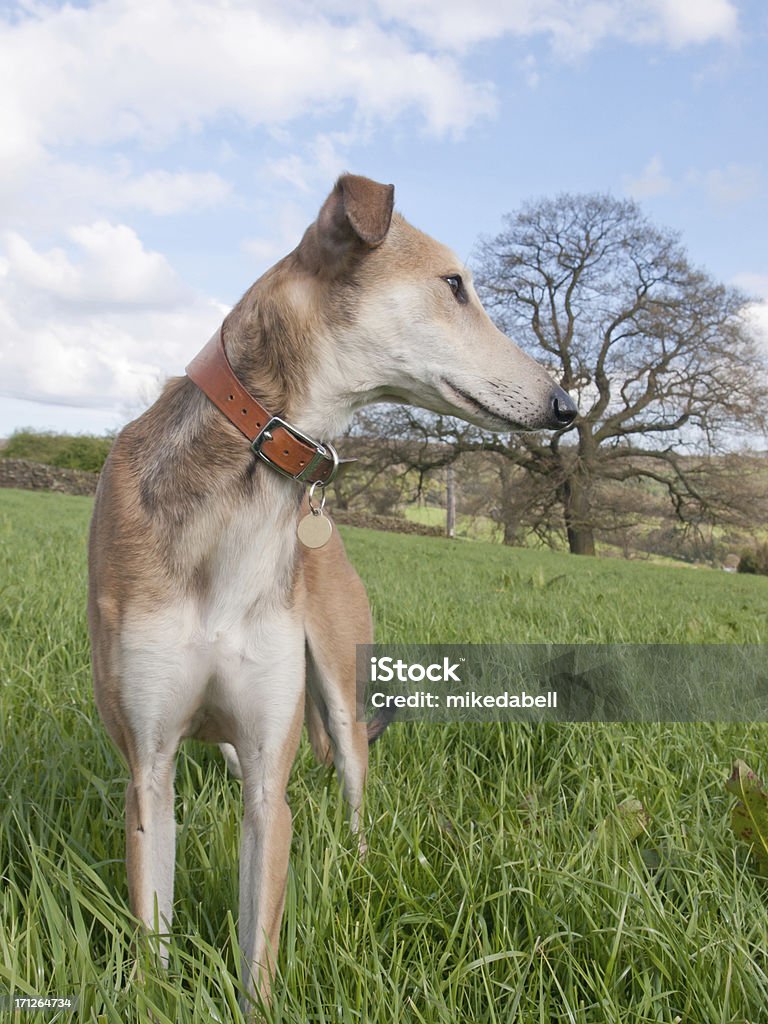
[1,488,767,1023]
[402,501,768,564]
[344,514,768,644]
[404,504,502,542]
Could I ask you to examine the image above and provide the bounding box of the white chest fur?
[119,485,306,753]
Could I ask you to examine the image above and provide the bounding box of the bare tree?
[331,406,457,513]
[471,193,768,554]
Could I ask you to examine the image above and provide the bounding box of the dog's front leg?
[125,749,178,960]
[303,528,372,842]
[95,629,187,964]
[234,645,305,1005]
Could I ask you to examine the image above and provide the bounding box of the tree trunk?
[497,459,521,545]
[331,479,349,511]
[446,463,456,538]
[562,473,596,556]
[503,518,519,546]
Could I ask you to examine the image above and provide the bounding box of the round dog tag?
[297,511,333,549]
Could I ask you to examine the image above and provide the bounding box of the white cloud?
[0,0,496,188]
[108,169,232,216]
[731,273,768,301]
[624,156,674,199]
[241,203,312,275]
[0,223,226,411]
[0,0,739,193]
[0,159,232,233]
[705,163,762,204]
[519,55,540,89]
[0,0,747,429]
[4,223,190,308]
[0,395,126,436]
[243,131,359,272]
[366,0,738,55]
[264,131,355,194]
[625,159,762,206]
[649,0,738,48]
[745,301,768,357]
[731,274,768,358]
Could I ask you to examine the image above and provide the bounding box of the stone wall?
[332,508,444,537]
[0,459,99,497]
[0,458,446,537]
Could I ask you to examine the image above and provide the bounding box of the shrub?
[737,543,768,576]
[1,429,113,473]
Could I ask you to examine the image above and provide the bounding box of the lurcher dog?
[88,174,576,1005]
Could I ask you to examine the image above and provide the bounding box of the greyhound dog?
[88,174,576,1004]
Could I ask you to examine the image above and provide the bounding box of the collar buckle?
[252,416,340,485]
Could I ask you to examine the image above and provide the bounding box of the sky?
[0,0,766,438]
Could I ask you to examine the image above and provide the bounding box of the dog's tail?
[366,705,396,745]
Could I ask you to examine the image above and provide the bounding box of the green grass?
[1,488,768,1023]
[342,525,768,644]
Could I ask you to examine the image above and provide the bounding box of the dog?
[88,174,576,1005]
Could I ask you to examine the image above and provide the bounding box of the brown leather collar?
[186,328,340,485]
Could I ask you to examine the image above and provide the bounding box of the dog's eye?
[443,274,468,305]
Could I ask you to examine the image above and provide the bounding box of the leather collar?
[186,328,340,485]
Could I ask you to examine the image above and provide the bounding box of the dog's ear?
[324,174,395,247]
[298,174,395,275]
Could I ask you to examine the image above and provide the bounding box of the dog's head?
[295,174,577,433]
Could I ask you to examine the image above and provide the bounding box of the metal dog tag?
[297,509,332,549]
[298,481,333,549]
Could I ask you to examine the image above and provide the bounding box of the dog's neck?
[136,255,369,561]
[220,257,371,443]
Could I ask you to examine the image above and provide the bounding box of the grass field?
[1,487,768,1023]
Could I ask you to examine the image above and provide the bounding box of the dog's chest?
[202,506,296,614]
[118,498,305,745]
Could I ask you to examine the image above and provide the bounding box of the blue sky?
[1,0,766,436]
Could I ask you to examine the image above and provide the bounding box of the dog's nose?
[549,386,578,427]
